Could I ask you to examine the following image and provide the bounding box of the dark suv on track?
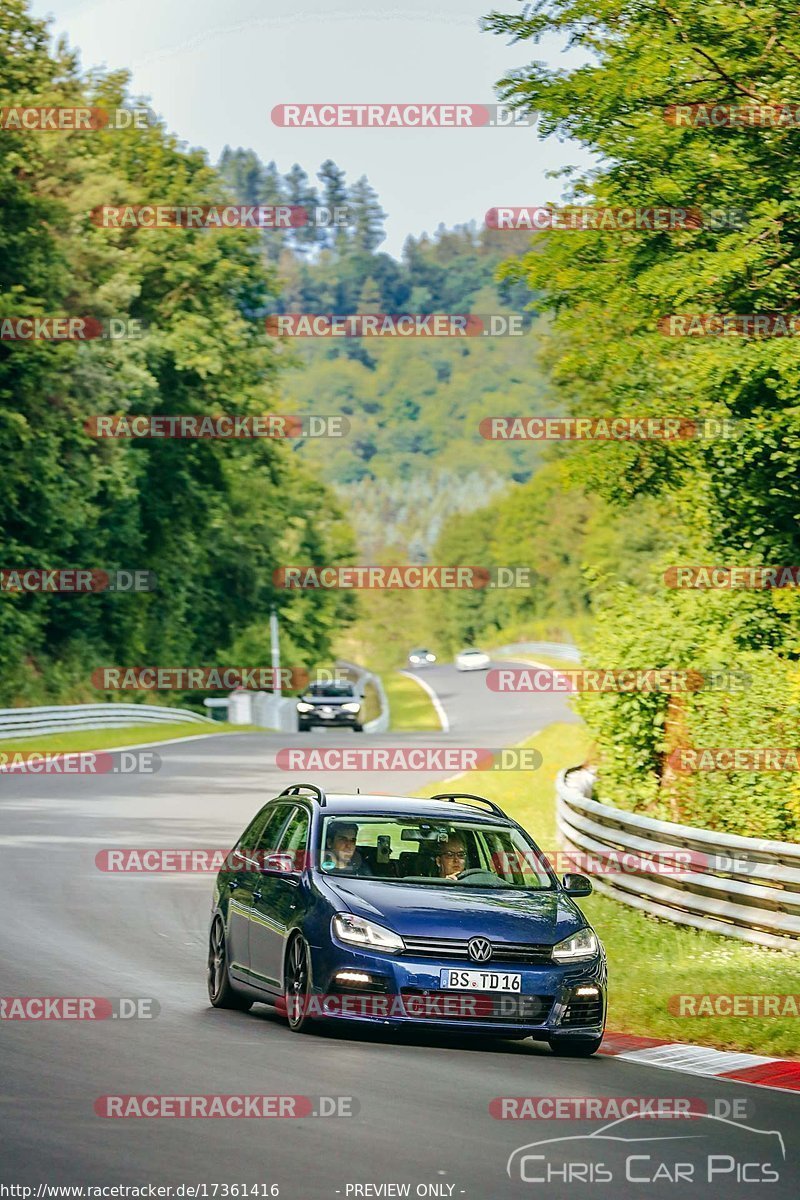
[296,681,364,732]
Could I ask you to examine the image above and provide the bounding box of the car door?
[248,805,310,992]
[226,803,294,979]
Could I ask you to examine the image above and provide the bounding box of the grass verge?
[382,673,442,731]
[417,722,799,1058]
[0,722,264,756]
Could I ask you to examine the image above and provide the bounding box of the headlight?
[296,702,313,713]
[410,655,420,663]
[551,928,598,962]
[341,702,361,713]
[332,913,405,953]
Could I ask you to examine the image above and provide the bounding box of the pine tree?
[317,159,349,252]
[285,162,322,254]
[349,175,386,253]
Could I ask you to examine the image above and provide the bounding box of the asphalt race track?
[1,662,797,1197]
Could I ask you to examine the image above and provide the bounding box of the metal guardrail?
[0,702,213,741]
[556,767,800,953]
[496,641,582,662]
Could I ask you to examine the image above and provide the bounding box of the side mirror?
[562,873,592,897]
[262,852,296,875]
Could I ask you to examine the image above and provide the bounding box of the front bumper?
[299,709,360,726]
[309,943,606,1038]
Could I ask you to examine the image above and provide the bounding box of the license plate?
[440,969,522,992]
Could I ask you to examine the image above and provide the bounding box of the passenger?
[435,832,467,880]
[324,821,372,875]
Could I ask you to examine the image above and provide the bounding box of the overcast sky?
[31,0,593,257]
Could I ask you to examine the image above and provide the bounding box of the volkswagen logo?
[467,937,493,963]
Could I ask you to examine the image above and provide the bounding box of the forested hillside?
[217,150,550,553]
[0,3,354,705]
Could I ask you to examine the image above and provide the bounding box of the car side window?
[276,806,310,869]
[253,805,295,856]
[234,808,273,857]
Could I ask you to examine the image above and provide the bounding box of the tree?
[317,158,349,252]
[349,175,386,253]
[0,0,357,705]
[285,162,322,254]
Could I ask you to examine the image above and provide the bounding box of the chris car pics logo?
[506,1112,785,1185]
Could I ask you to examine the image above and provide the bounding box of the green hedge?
[576,585,800,840]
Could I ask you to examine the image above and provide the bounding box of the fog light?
[575,986,600,996]
[335,971,372,985]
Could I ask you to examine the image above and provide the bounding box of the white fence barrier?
[250,691,298,732]
[556,767,800,952]
[0,702,213,741]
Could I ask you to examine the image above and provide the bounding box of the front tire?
[284,935,315,1033]
[352,723,363,733]
[208,916,252,1011]
[549,1035,602,1057]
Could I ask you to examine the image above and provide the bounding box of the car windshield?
[306,682,355,698]
[319,815,555,890]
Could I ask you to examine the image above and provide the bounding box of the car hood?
[319,876,585,944]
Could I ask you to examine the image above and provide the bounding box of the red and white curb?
[600,1031,800,1093]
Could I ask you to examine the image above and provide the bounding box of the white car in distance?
[455,647,491,671]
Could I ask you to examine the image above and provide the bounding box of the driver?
[435,832,467,880]
[324,821,372,876]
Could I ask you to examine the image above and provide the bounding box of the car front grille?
[401,936,553,964]
[561,992,604,1027]
[399,988,554,1023]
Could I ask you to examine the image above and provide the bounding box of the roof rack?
[429,792,508,819]
[279,783,327,806]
